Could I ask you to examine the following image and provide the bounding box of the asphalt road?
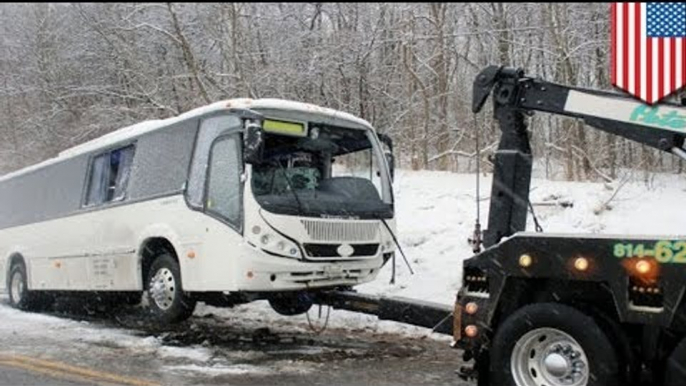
[0,297,471,386]
[0,364,95,386]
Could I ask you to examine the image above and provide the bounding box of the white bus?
[0,99,396,323]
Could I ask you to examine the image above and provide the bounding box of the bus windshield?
[251,124,393,219]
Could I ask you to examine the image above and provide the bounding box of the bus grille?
[301,220,379,242]
[304,243,380,258]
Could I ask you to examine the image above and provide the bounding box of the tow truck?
[454,66,686,386]
[314,65,686,386]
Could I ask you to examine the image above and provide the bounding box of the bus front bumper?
[234,251,384,291]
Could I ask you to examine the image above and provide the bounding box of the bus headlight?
[251,230,301,259]
[246,216,302,259]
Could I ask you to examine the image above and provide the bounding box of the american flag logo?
[612,3,686,104]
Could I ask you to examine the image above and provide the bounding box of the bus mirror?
[378,133,395,181]
[385,152,395,181]
[244,122,264,164]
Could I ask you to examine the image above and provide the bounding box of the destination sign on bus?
[263,119,307,137]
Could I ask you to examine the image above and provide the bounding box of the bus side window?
[108,146,135,201]
[206,135,242,227]
[86,154,108,206]
[84,145,135,206]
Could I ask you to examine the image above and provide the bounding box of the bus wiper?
[275,160,305,216]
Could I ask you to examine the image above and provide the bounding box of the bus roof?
[0,98,374,183]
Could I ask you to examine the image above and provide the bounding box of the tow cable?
[469,113,544,251]
[306,304,331,334]
[471,113,483,254]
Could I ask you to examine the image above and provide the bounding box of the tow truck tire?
[490,303,619,386]
[583,306,638,386]
[145,253,196,324]
[665,337,686,386]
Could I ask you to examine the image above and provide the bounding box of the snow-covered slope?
[358,169,686,305]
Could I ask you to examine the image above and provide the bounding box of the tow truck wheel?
[664,337,686,386]
[490,303,619,386]
[583,307,638,386]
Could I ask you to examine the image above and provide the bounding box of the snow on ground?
[164,361,313,377]
[164,363,272,376]
[0,303,213,364]
[1,168,685,371]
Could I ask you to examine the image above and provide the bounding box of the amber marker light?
[622,257,660,285]
[635,260,651,275]
[465,302,479,315]
[574,257,590,272]
[519,254,533,268]
[464,325,478,338]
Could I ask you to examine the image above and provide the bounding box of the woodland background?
[0,3,683,181]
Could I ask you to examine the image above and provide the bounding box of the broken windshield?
[251,123,393,219]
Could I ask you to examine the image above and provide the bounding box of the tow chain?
[306,304,331,334]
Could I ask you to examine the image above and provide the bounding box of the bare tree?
[0,2,677,181]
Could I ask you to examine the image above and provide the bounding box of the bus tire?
[145,253,195,324]
[490,303,619,386]
[7,261,49,311]
[665,337,686,386]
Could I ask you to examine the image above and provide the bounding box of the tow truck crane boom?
[472,65,686,247]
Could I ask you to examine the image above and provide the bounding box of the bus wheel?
[490,303,619,386]
[7,261,48,311]
[665,337,686,386]
[145,253,195,324]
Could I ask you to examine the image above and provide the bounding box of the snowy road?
[0,296,467,386]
